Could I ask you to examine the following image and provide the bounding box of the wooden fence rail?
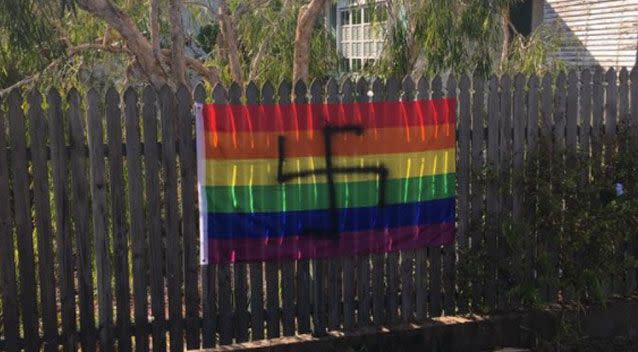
[0,67,637,352]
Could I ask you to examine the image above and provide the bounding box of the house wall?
[541,0,638,67]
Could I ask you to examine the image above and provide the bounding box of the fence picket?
[87,88,114,351]
[385,75,402,323]
[511,73,526,308]
[456,74,470,314]
[227,83,250,343]
[498,74,511,310]
[326,78,343,330]
[261,82,281,339]
[293,80,312,334]
[619,68,629,129]
[277,80,296,337]
[371,78,387,325]
[160,85,184,352]
[68,89,97,352]
[28,89,58,352]
[212,84,233,345]
[443,74,456,315]
[341,78,357,330]
[124,87,149,352]
[486,75,499,310]
[398,76,416,323]
[142,86,167,352]
[175,85,200,349]
[197,83,217,348]
[356,77,373,327]
[0,96,19,352]
[631,67,638,138]
[245,82,266,341]
[470,74,485,311]
[106,87,132,352]
[526,75,539,289]
[429,75,444,317]
[8,90,39,352]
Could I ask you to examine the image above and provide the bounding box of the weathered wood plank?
[87,88,114,351]
[604,68,622,295]
[260,82,281,339]
[245,81,265,341]
[629,67,638,294]
[277,81,296,337]
[177,85,199,349]
[355,77,373,327]
[592,68,604,179]
[159,86,184,352]
[293,80,312,335]
[106,87,132,352]
[399,76,416,323]
[142,86,167,352]
[443,74,456,316]
[498,74,511,311]
[28,89,58,352]
[227,82,249,343]
[456,74,471,314]
[429,75,443,317]
[325,78,343,331]
[0,95,20,352]
[177,86,200,349]
[631,67,638,138]
[551,72,567,302]
[48,88,77,351]
[371,78,387,325]
[8,90,39,352]
[212,84,233,345]
[68,89,97,352]
[512,74,526,305]
[526,75,539,290]
[470,74,485,312]
[538,73,554,303]
[486,75,499,311]
[196,84,217,348]
[124,87,149,352]
[308,79,327,337]
[619,68,629,130]
[340,77,357,330]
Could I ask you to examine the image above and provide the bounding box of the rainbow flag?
[196,98,456,264]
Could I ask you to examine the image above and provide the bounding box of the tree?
[0,0,335,94]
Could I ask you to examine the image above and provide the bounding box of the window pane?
[352,9,361,24]
[340,10,350,24]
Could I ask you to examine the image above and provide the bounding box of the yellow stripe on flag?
[205,148,455,186]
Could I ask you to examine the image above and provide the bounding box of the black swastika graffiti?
[277,124,389,238]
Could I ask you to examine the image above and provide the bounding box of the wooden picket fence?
[0,67,637,352]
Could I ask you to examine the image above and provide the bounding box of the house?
[328,0,638,71]
[537,0,638,68]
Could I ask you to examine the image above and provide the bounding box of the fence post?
[429,74,444,317]
[456,73,471,314]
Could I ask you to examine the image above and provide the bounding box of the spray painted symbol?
[277,124,388,237]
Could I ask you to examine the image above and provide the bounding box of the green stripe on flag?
[207,173,455,213]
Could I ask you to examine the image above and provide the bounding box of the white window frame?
[336,0,386,72]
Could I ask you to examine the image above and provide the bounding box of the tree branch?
[0,44,127,97]
[76,0,167,86]
[169,0,187,85]
[150,0,160,57]
[160,49,220,86]
[292,0,328,83]
[217,0,243,83]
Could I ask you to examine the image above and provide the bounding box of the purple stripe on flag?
[207,223,454,263]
